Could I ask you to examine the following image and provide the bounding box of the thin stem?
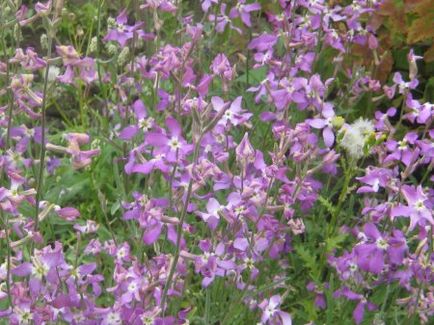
[204,287,211,324]
[96,0,109,122]
[33,23,54,248]
[160,133,203,313]
[0,19,14,309]
[328,158,354,236]
[0,210,13,307]
[1,29,13,148]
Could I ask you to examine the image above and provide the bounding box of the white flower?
[340,118,374,159]
[352,118,375,136]
[47,66,60,82]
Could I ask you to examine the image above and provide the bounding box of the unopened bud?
[331,116,345,129]
[106,42,118,55]
[117,46,130,66]
[13,25,22,43]
[40,34,48,50]
[236,133,256,166]
[107,17,116,29]
[89,36,98,53]
[76,26,84,37]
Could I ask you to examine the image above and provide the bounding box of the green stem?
[204,287,211,324]
[160,133,203,313]
[0,16,14,308]
[328,158,354,236]
[0,210,13,307]
[34,25,54,250]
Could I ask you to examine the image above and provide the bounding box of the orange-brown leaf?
[407,16,434,43]
[424,44,434,62]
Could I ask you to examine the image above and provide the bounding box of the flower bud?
[408,49,422,80]
[331,116,345,129]
[89,37,98,53]
[107,17,116,29]
[40,33,48,50]
[117,46,130,66]
[106,42,119,55]
[236,133,255,166]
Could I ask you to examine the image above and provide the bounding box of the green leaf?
[236,66,267,84]
[294,245,319,281]
[325,233,348,252]
[318,195,336,216]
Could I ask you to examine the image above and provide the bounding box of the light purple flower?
[391,185,433,230]
[229,1,261,27]
[307,103,335,147]
[258,295,292,325]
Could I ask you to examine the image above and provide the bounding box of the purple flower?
[196,198,223,229]
[384,132,419,167]
[211,53,234,81]
[118,99,153,140]
[307,103,335,147]
[229,1,261,27]
[35,0,52,15]
[354,223,388,274]
[55,206,80,221]
[258,295,292,325]
[104,9,147,47]
[393,72,418,94]
[201,0,218,12]
[334,287,377,325]
[215,96,252,127]
[141,0,177,13]
[270,77,307,110]
[145,117,193,163]
[248,33,278,52]
[356,167,395,193]
[404,94,433,124]
[391,185,434,230]
[236,133,256,166]
[10,48,46,71]
[307,282,327,309]
[208,4,242,34]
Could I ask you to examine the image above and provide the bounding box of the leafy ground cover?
[0,0,433,324]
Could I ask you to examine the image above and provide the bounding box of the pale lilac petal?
[12,262,32,276]
[166,117,182,137]
[233,238,249,251]
[133,99,147,119]
[353,302,365,325]
[279,311,292,325]
[145,132,168,146]
[143,222,162,245]
[119,125,139,140]
[323,127,335,147]
[308,118,326,128]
